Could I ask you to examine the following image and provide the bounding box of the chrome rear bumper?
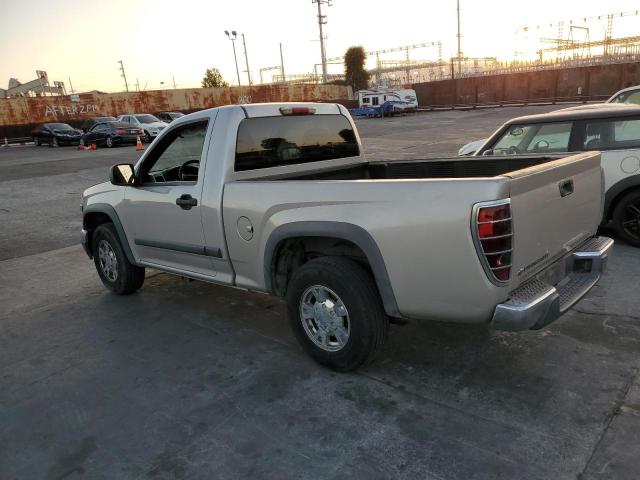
[492,236,613,332]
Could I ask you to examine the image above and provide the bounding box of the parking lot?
[1,106,639,479]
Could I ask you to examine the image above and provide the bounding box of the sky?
[1,0,638,93]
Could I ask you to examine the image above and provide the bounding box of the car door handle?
[176,194,198,210]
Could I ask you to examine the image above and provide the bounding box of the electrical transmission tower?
[118,60,129,92]
[312,0,332,83]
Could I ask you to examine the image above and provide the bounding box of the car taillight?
[473,201,512,283]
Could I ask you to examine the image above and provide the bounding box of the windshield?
[135,114,160,124]
[47,123,74,130]
[169,112,184,119]
[488,122,572,155]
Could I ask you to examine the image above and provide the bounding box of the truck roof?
[506,104,640,125]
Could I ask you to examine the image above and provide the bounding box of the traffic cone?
[91,143,97,150]
[136,135,144,151]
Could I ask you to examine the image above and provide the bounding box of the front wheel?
[612,189,640,247]
[286,256,388,372]
[92,223,145,294]
[143,131,151,143]
[33,136,40,146]
[50,137,59,148]
[105,136,113,148]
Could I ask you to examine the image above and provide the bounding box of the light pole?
[225,30,241,86]
[241,33,252,86]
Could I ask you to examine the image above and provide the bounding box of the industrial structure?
[0,71,66,99]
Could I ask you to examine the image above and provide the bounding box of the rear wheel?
[612,189,640,247]
[92,223,145,294]
[286,256,388,372]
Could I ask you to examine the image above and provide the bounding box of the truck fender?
[604,176,640,221]
[263,221,400,317]
[83,203,137,265]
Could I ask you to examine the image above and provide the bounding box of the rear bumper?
[492,236,613,332]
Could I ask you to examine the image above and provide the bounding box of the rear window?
[235,114,359,171]
[580,117,640,150]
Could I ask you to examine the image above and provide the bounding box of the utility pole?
[118,60,129,92]
[172,76,176,89]
[136,78,140,92]
[68,78,75,94]
[456,0,462,76]
[312,0,331,84]
[225,30,242,86]
[279,42,286,84]
[242,33,252,86]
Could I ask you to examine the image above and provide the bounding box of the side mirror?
[110,164,136,186]
[482,149,494,156]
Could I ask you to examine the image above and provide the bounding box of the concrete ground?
[1,106,639,479]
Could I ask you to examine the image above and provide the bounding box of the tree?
[201,68,229,88]
[344,46,370,92]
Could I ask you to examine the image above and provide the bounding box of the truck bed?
[280,155,561,181]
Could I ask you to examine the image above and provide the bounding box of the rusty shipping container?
[0,84,353,140]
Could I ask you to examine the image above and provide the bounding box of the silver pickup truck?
[81,102,613,371]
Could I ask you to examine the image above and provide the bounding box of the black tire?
[50,137,59,148]
[143,131,151,143]
[105,135,113,148]
[286,256,388,372]
[33,136,40,146]
[92,223,145,294]
[612,189,640,247]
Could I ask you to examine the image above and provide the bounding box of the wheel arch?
[83,203,136,264]
[264,221,400,317]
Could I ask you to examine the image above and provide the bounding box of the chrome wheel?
[98,239,118,282]
[106,136,113,148]
[300,285,350,352]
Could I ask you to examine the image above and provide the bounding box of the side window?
[524,122,572,152]
[372,96,379,106]
[582,118,640,150]
[140,121,208,182]
[362,97,370,104]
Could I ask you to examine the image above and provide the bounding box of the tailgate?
[506,151,602,288]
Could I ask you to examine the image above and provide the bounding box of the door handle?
[176,194,198,210]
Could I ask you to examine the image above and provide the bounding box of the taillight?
[473,201,512,283]
[279,106,316,115]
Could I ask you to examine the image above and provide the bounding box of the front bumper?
[81,228,92,258]
[492,236,613,331]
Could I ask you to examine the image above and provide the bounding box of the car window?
[611,90,640,105]
[90,124,102,132]
[490,123,571,154]
[235,114,359,171]
[582,117,640,150]
[141,121,208,182]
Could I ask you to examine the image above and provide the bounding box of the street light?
[225,30,241,86]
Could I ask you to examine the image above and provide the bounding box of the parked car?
[80,116,117,133]
[157,111,185,123]
[32,123,83,147]
[116,114,168,143]
[81,121,143,148]
[81,103,611,371]
[461,105,640,246]
[607,85,640,105]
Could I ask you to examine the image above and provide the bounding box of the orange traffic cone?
[136,136,144,151]
[91,143,97,150]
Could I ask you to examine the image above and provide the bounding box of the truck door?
[120,119,218,277]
